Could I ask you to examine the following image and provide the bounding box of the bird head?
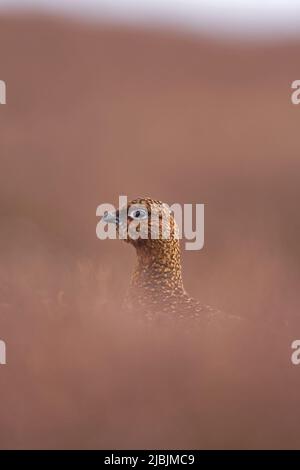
[103,197,179,251]
[104,197,184,297]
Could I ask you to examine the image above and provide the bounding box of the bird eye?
[129,208,148,220]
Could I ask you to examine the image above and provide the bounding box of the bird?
[104,197,239,325]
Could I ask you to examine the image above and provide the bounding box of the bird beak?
[103,211,119,224]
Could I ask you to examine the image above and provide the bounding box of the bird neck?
[130,239,185,297]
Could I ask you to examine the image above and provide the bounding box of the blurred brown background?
[0,12,300,449]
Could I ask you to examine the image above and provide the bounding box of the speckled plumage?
[108,197,235,324]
